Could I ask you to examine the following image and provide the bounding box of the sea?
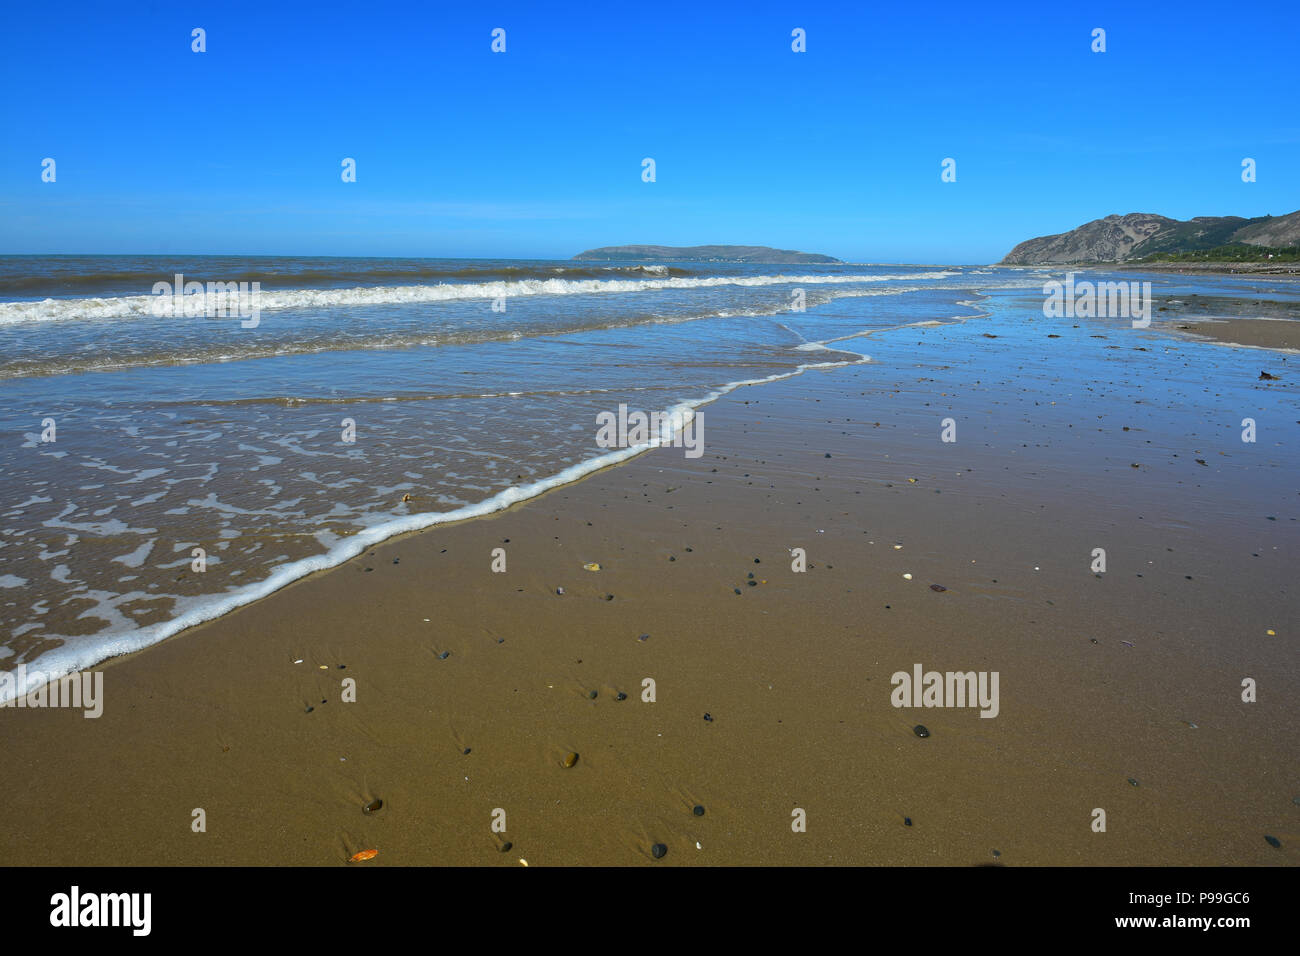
[0,255,1294,698]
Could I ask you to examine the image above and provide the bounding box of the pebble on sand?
[562,752,579,768]
[616,692,628,701]
[693,805,705,817]
[1128,778,1140,788]
[587,690,598,700]
[929,584,947,592]
[704,713,713,722]
[1265,835,1282,849]
[363,799,383,814]
[500,841,513,853]
[904,817,912,826]
[651,843,668,859]
[913,725,930,738]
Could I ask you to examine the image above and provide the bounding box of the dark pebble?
[651,843,667,859]
[913,725,930,738]
[437,651,450,660]
[685,547,692,552]
[587,690,598,700]
[604,593,614,601]
[693,805,705,817]
[703,713,713,722]
[616,692,627,701]
[929,584,947,592]
[363,798,383,814]
[463,748,471,755]
[305,706,314,713]
[1128,778,1140,787]
[747,580,756,587]
[669,556,676,561]
[338,664,346,669]
[734,588,742,595]
[500,841,513,853]
[992,849,1001,858]
[904,817,912,826]
[1265,835,1282,849]
[754,558,761,563]
[638,633,649,642]
[747,572,754,578]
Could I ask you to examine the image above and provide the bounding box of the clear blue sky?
[2,0,1297,263]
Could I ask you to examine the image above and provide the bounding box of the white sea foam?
[0,272,960,325]
[0,344,873,704]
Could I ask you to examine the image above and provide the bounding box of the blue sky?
[2,0,1297,263]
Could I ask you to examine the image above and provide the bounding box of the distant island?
[573,244,841,264]
[1001,209,1300,266]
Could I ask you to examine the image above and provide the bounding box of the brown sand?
[1163,317,1300,351]
[1,315,1295,866]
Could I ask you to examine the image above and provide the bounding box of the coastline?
[2,296,1294,866]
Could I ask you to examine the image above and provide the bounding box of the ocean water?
[0,255,1289,698]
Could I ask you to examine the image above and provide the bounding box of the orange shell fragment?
[348,849,379,863]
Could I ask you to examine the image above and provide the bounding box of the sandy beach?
[2,291,1294,867]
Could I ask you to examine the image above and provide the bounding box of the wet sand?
[1,296,1295,866]
[1163,317,1300,351]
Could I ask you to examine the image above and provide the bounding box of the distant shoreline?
[1116,260,1300,276]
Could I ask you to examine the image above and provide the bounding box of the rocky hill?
[573,244,841,263]
[1001,210,1300,264]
